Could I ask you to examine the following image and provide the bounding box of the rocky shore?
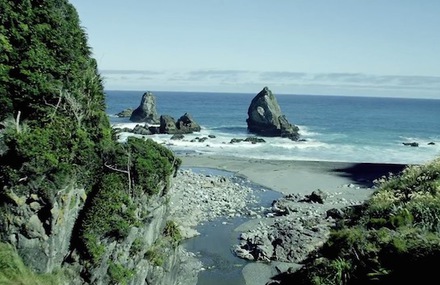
[166,156,404,285]
[168,168,263,239]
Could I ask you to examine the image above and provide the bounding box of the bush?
[78,173,137,263]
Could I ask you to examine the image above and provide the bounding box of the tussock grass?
[0,243,63,285]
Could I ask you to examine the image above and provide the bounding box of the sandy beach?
[179,154,408,195]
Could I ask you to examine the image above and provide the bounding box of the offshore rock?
[246,87,300,141]
[116,108,133,118]
[160,113,201,134]
[130,91,160,124]
[160,115,178,134]
[176,113,201,133]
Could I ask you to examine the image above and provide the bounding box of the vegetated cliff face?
[0,1,195,284]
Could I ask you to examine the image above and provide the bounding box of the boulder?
[129,91,160,124]
[159,113,201,134]
[176,113,201,133]
[115,108,133,118]
[160,115,178,134]
[402,142,419,147]
[246,87,300,141]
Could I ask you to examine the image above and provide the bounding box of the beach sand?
[180,155,407,195]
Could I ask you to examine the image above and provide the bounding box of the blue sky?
[70,0,440,98]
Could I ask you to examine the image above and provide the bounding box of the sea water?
[106,90,440,165]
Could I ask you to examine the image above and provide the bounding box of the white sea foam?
[113,124,439,166]
[297,125,320,137]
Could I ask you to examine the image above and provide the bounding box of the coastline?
[172,154,409,285]
[178,154,408,195]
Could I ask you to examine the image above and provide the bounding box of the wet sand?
[180,155,408,195]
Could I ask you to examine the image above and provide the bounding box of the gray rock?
[116,108,133,118]
[160,113,201,134]
[246,87,300,141]
[171,134,185,140]
[24,215,45,239]
[132,124,152,135]
[160,115,178,134]
[176,113,201,133]
[130,91,160,123]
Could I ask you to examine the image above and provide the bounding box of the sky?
[69,0,440,98]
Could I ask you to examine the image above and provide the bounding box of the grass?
[0,243,63,285]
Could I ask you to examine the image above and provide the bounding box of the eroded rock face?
[246,87,300,141]
[130,91,160,124]
[0,185,86,273]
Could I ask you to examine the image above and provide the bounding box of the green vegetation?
[107,262,134,285]
[0,0,182,281]
[78,137,180,264]
[145,245,165,267]
[0,0,112,200]
[144,220,182,268]
[0,242,64,285]
[285,158,440,284]
[163,220,182,246]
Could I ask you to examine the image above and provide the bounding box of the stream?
[181,167,282,285]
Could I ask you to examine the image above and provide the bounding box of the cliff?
[0,1,196,284]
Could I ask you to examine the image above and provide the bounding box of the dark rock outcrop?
[159,113,201,134]
[130,91,160,124]
[402,142,419,147]
[176,113,201,133]
[246,87,300,141]
[160,115,178,134]
[116,108,133,118]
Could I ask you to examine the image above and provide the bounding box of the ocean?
[105,90,440,165]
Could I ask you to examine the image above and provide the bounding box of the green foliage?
[0,0,113,201]
[107,262,134,285]
[78,173,137,263]
[0,0,183,282]
[0,242,64,285]
[129,238,144,256]
[145,245,165,267]
[287,158,440,284]
[163,220,182,246]
[109,137,181,196]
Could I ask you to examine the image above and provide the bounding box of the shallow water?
[181,167,282,285]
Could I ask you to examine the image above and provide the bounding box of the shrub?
[78,173,137,263]
[163,220,182,246]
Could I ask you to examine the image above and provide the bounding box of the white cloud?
[100,69,440,99]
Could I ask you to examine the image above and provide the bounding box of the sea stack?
[129,91,160,124]
[246,86,300,141]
